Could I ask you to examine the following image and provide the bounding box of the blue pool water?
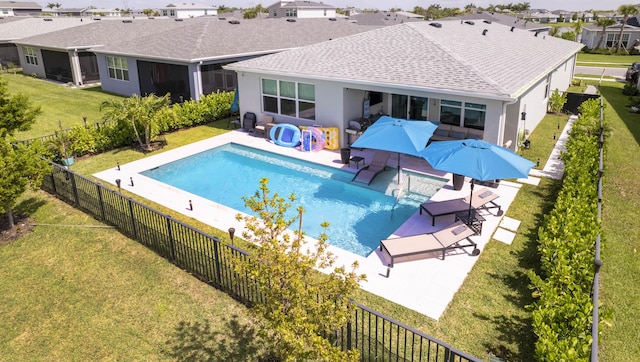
[141,143,445,256]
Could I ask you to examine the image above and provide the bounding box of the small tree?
[616,4,637,53]
[548,88,567,114]
[0,140,50,228]
[100,93,169,152]
[0,80,42,138]
[235,179,366,362]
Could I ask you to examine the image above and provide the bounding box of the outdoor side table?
[454,209,485,235]
[350,156,364,169]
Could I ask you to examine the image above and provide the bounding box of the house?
[442,11,550,33]
[12,17,377,102]
[581,23,640,49]
[348,11,424,26]
[267,1,336,19]
[160,3,217,19]
[0,1,41,17]
[526,11,560,24]
[82,8,124,18]
[226,20,583,150]
[49,8,88,17]
[0,16,95,69]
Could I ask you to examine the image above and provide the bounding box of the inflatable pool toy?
[270,123,301,148]
[300,127,326,152]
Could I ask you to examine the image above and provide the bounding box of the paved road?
[576,65,626,79]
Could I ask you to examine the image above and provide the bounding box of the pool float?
[300,127,326,152]
[270,123,301,148]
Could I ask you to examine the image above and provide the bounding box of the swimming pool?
[141,143,446,256]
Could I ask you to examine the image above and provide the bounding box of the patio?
[93,126,559,320]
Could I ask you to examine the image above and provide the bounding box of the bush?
[528,98,609,361]
[622,81,639,96]
[548,89,567,114]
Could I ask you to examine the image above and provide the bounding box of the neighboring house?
[442,11,550,33]
[0,1,41,17]
[82,8,124,17]
[50,8,88,17]
[267,1,336,19]
[348,10,424,26]
[0,16,94,68]
[526,11,560,23]
[581,23,640,49]
[160,3,217,19]
[226,20,583,150]
[12,17,377,103]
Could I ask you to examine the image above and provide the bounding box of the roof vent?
[429,22,442,28]
[483,20,491,24]
[43,18,53,21]
[122,19,133,23]
[148,17,154,19]
[510,26,515,32]
[175,18,183,21]
[482,29,488,35]
[228,19,240,24]
[286,18,296,22]
[218,17,226,20]
[534,31,539,37]
[328,17,336,21]
[93,17,101,20]
[464,20,475,25]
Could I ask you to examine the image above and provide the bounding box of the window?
[106,56,129,81]
[463,103,486,129]
[440,100,461,125]
[543,74,551,99]
[606,33,630,48]
[261,78,315,120]
[24,47,38,65]
[440,100,486,130]
[285,8,297,17]
[391,94,429,120]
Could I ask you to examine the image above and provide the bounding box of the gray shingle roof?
[93,17,378,61]
[227,20,584,99]
[0,17,96,42]
[0,1,41,9]
[348,11,424,26]
[441,12,549,31]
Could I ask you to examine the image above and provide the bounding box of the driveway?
[575,65,626,79]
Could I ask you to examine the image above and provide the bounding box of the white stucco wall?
[175,9,216,19]
[15,46,45,78]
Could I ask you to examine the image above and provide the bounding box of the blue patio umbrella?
[421,139,535,214]
[351,116,439,183]
[230,88,239,113]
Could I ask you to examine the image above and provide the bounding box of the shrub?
[548,89,567,114]
[622,81,639,96]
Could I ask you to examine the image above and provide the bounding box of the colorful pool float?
[300,127,327,152]
[270,123,301,148]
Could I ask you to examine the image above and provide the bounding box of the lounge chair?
[419,188,502,226]
[352,151,390,185]
[380,221,479,266]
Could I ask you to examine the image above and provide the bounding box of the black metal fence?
[41,165,479,362]
[564,92,600,115]
[591,96,604,362]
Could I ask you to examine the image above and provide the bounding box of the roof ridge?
[406,22,509,96]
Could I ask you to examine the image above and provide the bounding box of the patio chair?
[379,221,479,266]
[352,151,390,185]
[419,188,502,226]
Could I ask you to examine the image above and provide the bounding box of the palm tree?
[548,26,560,37]
[573,19,583,42]
[101,94,169,152]
[595,18,617,49]
[616,4,638,53]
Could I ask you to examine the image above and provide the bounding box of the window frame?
[24,47,38,66]
[261,78,315,120]
[439,99,486,130]
[106,56,129,81]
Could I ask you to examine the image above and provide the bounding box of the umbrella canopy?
[421,139,535,181]
[421,139,535,215]
[230,88,239,113]
[351,116,439,183]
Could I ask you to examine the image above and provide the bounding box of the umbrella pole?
[397,153,401,184]
[468,180,475,216]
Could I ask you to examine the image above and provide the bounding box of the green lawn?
[1,72,123,139]
[1,73,636,360]
[577,53,640,66]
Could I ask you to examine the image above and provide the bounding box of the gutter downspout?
[501,97,519,148]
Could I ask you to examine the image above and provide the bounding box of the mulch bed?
[0,215,35,246]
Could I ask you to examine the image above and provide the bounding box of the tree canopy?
[235,178,366,361]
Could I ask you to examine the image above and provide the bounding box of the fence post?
[166,218,176,262]
[128,199,138,239]
[211,238,222,287]
[70,172,79,205]
[97,183,106,221]
[346,321,352,351]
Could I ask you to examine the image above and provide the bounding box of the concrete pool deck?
[94,128,540,320]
